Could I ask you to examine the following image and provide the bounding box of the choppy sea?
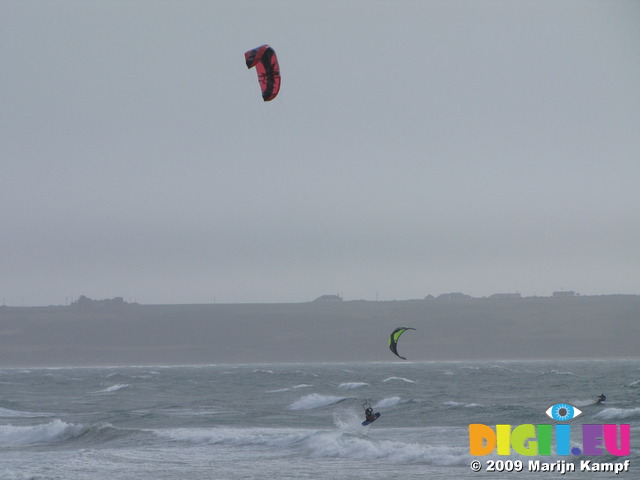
[1,359,639,479]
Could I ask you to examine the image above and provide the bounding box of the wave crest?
[94,384,130,394]
[0,406,52,418]
[266,384,313,393]
[382,377,416,384]
[289,394,347,410]
[374,397,403,408]
[153,426,469,466]
[0,419,87,446]
[594,407,640,421]
[304,430,467,465]
[338,382,369,390]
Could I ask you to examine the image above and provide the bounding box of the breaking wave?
[304,431,468,465]
[338,382,369,390]
[0,419,87,446]
[153,426,469,466]
[0,419,145,448]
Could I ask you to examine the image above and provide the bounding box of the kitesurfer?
[596,393,606,404]
[363,402,376,423]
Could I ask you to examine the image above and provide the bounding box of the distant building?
[437,292,472,302]
[313,294,343,302]
[488,293,522,300]
[72,295,127,309]
[553,291,577,297]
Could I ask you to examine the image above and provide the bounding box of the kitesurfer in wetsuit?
[596,393,606,404]
[363,403,376,423]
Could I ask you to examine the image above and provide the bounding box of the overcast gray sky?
[2,0,639,306]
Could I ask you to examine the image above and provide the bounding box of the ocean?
[1,359,639,479]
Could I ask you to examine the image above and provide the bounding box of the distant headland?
[1,293,638,366]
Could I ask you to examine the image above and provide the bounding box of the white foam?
[0,470,31,480]
[153,426,470,466]
[266,384,313,393]
[444,401,483,408]
[94,384,130,394]
[549,370,575,376]
[0,407,24,417]
[303,430,469,466]
[0,419,86,446]
[382,376,416,384]
[374,397,403,408]
[0,406,52,418]
[154,427,308,448]
[338,382,368,390]
[594,407,640,420]
[288,393,347,410]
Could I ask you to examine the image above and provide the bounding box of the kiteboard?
[361,412,381,426]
